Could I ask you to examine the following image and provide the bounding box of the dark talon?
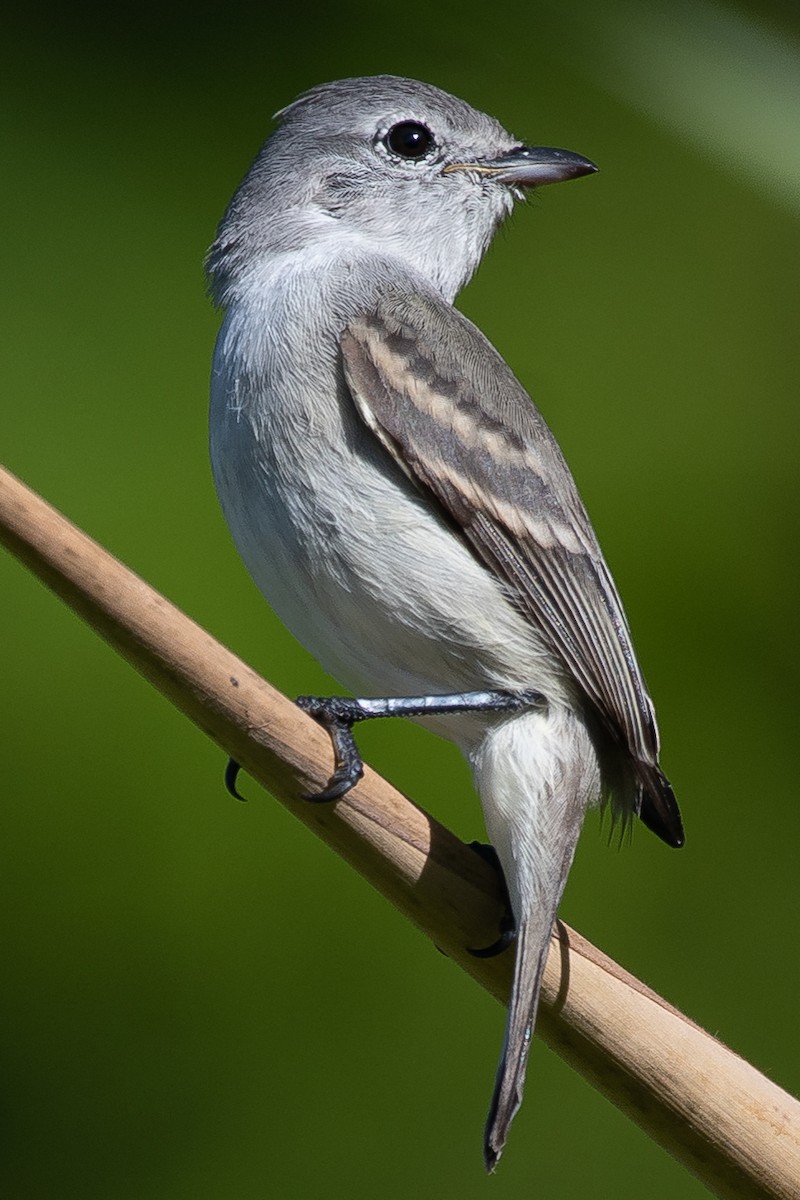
[225,758,247,801]
[469,921,517,959]
[466,840,517,957]
[297,699,366,803]
[302,758,363,803]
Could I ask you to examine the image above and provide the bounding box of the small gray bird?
[207,75,683,1170]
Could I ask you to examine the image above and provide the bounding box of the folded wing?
[340,288,683,847]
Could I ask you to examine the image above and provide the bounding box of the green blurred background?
[2,1,799,1196]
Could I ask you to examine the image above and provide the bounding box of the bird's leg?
[224,690,532,954]
[224,686,543,813]
[296,688,545,802]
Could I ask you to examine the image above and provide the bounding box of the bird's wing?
[340,287,683,847]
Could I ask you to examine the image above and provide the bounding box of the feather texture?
[340,289,683,847]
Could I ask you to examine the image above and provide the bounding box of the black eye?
[384,121,435,160]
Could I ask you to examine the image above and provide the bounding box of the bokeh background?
[2,1,799,1196]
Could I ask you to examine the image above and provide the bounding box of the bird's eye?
[384,121,435,160]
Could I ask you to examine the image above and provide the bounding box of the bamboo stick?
[1,462,798,1198]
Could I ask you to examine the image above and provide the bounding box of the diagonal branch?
[1,462,798,1199]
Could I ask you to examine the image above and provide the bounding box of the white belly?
[209,290,573,742]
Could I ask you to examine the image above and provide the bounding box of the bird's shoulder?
[340,284,600,556]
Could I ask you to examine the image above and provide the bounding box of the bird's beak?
[444,145,598,188]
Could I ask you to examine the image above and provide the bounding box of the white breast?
[209,254,573,737]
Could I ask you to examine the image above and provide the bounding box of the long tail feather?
[483,909,555,1171]
[472,707,602,1171]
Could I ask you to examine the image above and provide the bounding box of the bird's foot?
[295,688,545,803]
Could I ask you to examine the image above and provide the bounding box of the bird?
[206,74,683,1171]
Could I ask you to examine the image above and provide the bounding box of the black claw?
[225,758,247,801]
[469,922,517,959]
[302,760,363,803]
[296,698,367,803]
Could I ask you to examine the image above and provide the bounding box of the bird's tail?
[473,707,598,1172]
[483,906,555,1172]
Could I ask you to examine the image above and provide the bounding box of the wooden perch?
[1,462,798,1198]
